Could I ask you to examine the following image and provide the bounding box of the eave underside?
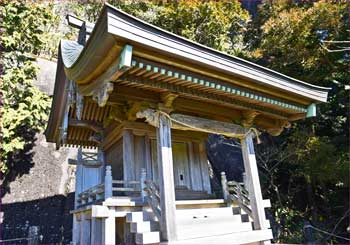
[64,80,303,148]
[60,53,318,148]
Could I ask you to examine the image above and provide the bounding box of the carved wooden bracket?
[241,111,260,128]
[105,105,127,125]
[160,92,178,109]
[266,119,291,136]
[92,82,114,107]
[127,101,152,121]
[136,109,159,127]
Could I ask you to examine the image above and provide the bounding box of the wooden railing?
[77,165,142,206]
[221,172,252,218]
[76,166,163,225]
[112,180,141,194]
[77,183,105,205]
[143,177,162,221]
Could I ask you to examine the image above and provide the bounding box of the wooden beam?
[173,97,242,123]
[157,113,177,241]
[69,118,103,132]
[136,109,249,138]
[107,84,292,131]
[241,134,268,230]
[107,85,160,105]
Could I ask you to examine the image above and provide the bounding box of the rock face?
[1,134,77,244]
[33,58,57,96]
[207,134,245,195]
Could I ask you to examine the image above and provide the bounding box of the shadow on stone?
[1,193,74,244]
[1,126,38,198]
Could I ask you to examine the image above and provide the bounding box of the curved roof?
[46,3,330,146]
[61,3,329,102]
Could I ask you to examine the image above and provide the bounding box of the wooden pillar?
[199,142,211,194]
[221,172,229,202]
[123,130,135,182]
[81,213,91,245]
[72,214,81,244]
[157,113,177,241]
[90,217,102,245]
[105,166,113,199]
[241,134,267,230]
[102,216,115,245]
[75,148,83,209]
[140,168,147,202]
[98,150,105,182]
[144,134,153,180]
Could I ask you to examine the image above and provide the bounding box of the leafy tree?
[0,1,57,173]
[152,0,250,54]
[64,0,250,54]
[248,0,349,243]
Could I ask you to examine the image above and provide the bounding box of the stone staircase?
[126,205,272,244]
[175,206,252,240]
[126,209,161,244]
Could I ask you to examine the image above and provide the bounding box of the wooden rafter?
[69,118,103,132]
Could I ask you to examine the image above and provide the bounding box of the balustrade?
[77,167,153,208]
[221,171,253,218]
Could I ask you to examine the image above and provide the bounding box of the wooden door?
[151,140,191,189]
[172,142,191,188]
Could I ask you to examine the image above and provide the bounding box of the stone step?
[176,218,253,240]
[130,220,160,233]
[177,212,244,224]
[135,231,160,244]
[176,207,234,217]
[175,187,214,200]
[126,211,152,223]
[160,229,273,244]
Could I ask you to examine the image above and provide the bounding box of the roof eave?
[45,43,69,144]
[105,4,329,103]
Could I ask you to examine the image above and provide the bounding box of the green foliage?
[1,1,60,57]
[152,0,250,54]
[251,1,349,243]
[0,1,54,172]
[63,0,250,54]
[256,1,348,82]
[274,206,304,243]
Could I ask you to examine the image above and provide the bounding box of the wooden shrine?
[45,3,329,245]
